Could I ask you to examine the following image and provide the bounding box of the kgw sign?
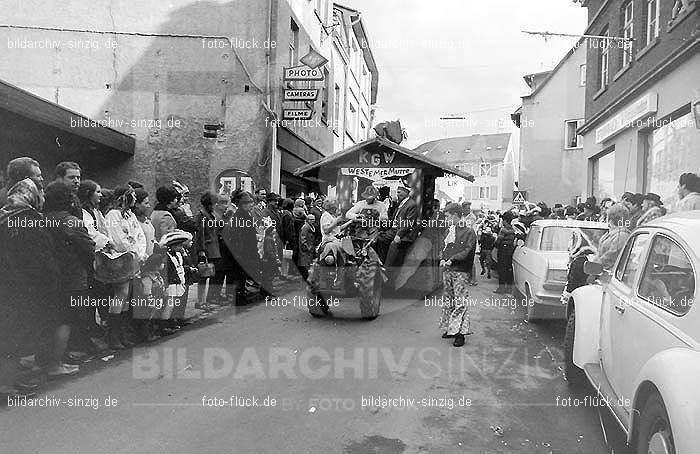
[283,89,319,101]
[358,150,397,166]
[283,65,324,81]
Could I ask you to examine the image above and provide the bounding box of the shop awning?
[294,136,475,182]
[0,79,135,155]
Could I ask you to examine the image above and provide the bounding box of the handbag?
[197,255,216,278]
[95,250,139,283]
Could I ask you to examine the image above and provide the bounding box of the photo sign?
[283,65,324,81]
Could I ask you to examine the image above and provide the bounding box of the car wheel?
[635,393,675,454]
[359,274,382,320]
[564,311,586,388]
[525,285,542,324]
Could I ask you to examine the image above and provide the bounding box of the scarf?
[568,228,597,261]
[0,178,43,224]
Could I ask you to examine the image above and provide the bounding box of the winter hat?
[159,229,193,248]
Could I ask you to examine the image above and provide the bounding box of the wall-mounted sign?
[284,89,319,101]
[300,49,328,69]
[595,92,658,144]
[215,169,253,195]
[513,190,527,204]
[283,65,324,81]
[341,167,414,180]
[282,109,313,120]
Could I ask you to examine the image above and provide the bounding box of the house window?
[321,68,329,124]
[645,0,660,47]
[479,187,490,199]
[621,2,634,67]
[479,163,492,177]
[579,64,587,86]
[348,103,357,138]
[489,185,498,200]
[333,84,341,132]
[671,0,689,20]
[599,27,610,89]
[591,150,615,200]
[565,120,584,149]
[289,19,299,67]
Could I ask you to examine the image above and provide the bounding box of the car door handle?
[614,304,626,314]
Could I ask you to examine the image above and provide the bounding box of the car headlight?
[546,269,568,282]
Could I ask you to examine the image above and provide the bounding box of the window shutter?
[490,185,498,200]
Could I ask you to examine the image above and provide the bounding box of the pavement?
[0,274,615,454]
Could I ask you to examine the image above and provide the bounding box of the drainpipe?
[266,0,280,192]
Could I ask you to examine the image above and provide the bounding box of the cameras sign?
[284,89,319,101]
[283,65,324,81]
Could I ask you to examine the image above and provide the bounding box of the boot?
[453,334,466,347]
[494,285,507,294]
[119,313,135,348]
[107,315,125,350]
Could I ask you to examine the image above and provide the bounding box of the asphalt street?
[1,274,613,454]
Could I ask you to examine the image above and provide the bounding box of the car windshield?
[539,227,608,252]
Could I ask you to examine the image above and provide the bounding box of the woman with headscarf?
[103,185,147,349]
[0,179,66,397]
[561,229,598,304]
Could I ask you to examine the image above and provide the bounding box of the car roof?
[530,219,609,228]
[642,211,700,247]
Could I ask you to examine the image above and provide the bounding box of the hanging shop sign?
[283,65,324,81]
[341,167,414,180]
[299,49,329,69]
[282,109,313,120]
[284,89,320,101]
[595,92,658,144]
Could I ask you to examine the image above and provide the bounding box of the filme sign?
[284,89,320,101]
[282,109,313,120]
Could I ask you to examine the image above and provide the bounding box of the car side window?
[638,236,695,316]
[619,233,650,287]
[526,226,540,249]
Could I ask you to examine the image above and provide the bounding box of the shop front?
[582,54,700,206]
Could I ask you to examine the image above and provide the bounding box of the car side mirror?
[584,261,604,276]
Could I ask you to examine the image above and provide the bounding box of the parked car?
[565,212,700,454]
[512,219,608,321]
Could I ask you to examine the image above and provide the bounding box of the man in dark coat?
[223,190,261,303]
[383,185,419,284]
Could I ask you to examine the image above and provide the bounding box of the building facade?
[578,0,699,208]
[415,133,515,211]
[0,0,377,203]
[330,3,378,153]
[514,42,588,206]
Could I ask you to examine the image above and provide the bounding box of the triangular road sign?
[513,191,526,203]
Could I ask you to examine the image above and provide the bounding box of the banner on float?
[341,167,414,180]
